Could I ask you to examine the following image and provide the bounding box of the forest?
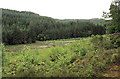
[1,0,120,78]
[2,9,106,45]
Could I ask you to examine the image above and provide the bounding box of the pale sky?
[0,0,113,19]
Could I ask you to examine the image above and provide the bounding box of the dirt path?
[31,40,79,49]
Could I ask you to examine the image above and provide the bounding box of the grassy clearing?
[5,39,80,52]
[2,33,120,77]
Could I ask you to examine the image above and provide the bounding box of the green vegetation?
[2,33,120,77]
[2,9,105,45]
[109,0,120,33]
[103,0,120,33]
[2,0,120,77]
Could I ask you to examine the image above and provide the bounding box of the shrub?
[79,48,87,56]
[109,33,120,48]
[37,34,49,41]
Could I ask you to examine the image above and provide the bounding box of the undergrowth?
[2,33,120,77]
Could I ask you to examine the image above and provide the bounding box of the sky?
[0,0,113,19]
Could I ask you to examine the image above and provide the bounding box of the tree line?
[2,9,106,45]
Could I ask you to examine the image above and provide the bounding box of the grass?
[2,33,120,77]
[5,38,80,52]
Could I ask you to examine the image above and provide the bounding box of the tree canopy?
[105,0,120,33]
[2,9,105,45]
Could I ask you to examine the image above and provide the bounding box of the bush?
[109,33,120,48]
[37,34,49,41]
[79,48,87,56]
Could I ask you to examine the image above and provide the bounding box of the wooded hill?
[2,9,106,45]
[57,18,106,26]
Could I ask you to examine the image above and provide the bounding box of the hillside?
[2,33,120,77]
[1,0,120,78]
[2,8,105,45]
[57,18,106,26]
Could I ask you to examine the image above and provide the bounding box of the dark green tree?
[106,0,120,33]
